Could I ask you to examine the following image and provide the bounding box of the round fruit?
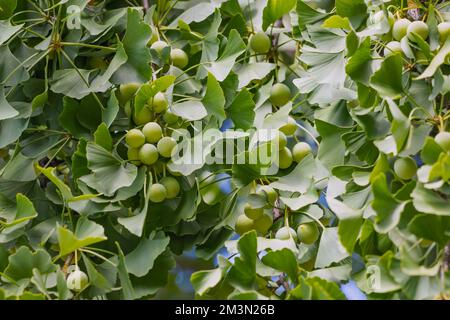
[160,176,180,199]
[157,136,177,158]
[435,131,450,151]
[250,32,271,54]
[170,48,189,69]
[407,21,429,41]
[235,214,255,235]
[275,226,297,241]
[127,148,141,166]
[133,106,153,125]
[394,157,417,180]
[393,18,411,41]
[438,22,450,42]
[244,203,264,220]
[279,117,297,136]
[138,143,159,165]
[149,183,167,203]
[292,142,312,163]
[279,147,293,169]
[151,92,169,113]
[142,122,163,143]
[254,213,273,235]
[383,41,402,57]
[274,131,287,150]
[163,111,179,124]
[259,185,277,205]
[150,40,169,54]
[270,83,291,107]
[297,223,319,245]
[125,129,145,148]
[66,269,89,292]
[118,83,140,105]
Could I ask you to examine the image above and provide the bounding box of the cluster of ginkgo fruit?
[369,10,450,61]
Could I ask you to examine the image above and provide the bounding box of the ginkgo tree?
[0,0,449,300]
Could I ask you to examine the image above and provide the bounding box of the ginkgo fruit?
[258,185,277,205]
[435,131,450,151]
[394,157,417,180]
[383,41,402,57]
[235,215,255,235]
[66,269,89,292]
[297,223,319,245]
[407,21,429,41]
[149,183,167,203]
[279,117,297,136]
[170,48,189,69]
[270,83,291,106]
[138,143,159,165]
[151,92,169,113]
[133,106,154,125]
[253,213,273,235]
[150,40,169,54]
[393,18,411,41]
[125,129,145,148]
[274,131,287,150]
[275,226,297,241]
[127,148,141,165]
[250,31,271,54]
[157,136,177,158]
[142,122,163,143]
[244,203,264,220]
[292,142,312,163]
[160,176,180,199]
[279,147,293,169]
[438,22,450,42]
[163,111,179,124]
[118,83,140,105]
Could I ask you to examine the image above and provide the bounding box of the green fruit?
[270,83,291,107]
[149,183,167,203]
[258,185,277,205]
[138,143,159,165]
[292,142,312,163]
[133,106,153,125]
[151,92,169,113]
[170,48,189,69]
[250,32,271,54]
[275,227,297,241]
[383,41,402,57]
[163,111,179,124]
[125,129,145,148]
[394,157,417,180]
[150,40,169,54]
[244,203,264,220]
[118,83,140,105]
[297,223,319,245]
[274,131,287,150]
[393,18,411,41]
[279,117,297,136]
[254,213,273,235]
[407,21,429,41]
[66,269,89,292]
[142,122,163,143]
[435,132,450,151]
[279,147,293,169]
[124,101,132,118]
[235,214,255,235]
[438,22,450,42]
[127,148,141,166]
[160,176,180,199]
[157,136,177,158]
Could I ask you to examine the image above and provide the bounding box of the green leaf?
[0,20,22,46]
[171,100,207,121]
[338,216,363,253]
[369,54,404,99]
[228,88,255,130]
[315,227,349,268]
[191,256,231,296]
[416,37,450,80]
[411,184,450,216]
[322,15,351,30]
[4,247,56,281]
[57,217,107,256]
[335,0,367,26]
[262,0,296,31]
[261,248,298,283]
[227,231,257,290]
[0,0,17,19]
[35,166,73,202]
[94,123,113,151]
[296,0,329,29]
[115,242,137,300]
[0,193,37,228]
[202,73,226,125]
